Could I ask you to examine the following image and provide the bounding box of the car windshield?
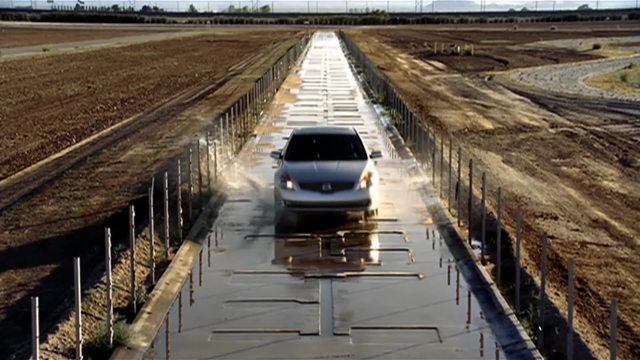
[284,134,367,161]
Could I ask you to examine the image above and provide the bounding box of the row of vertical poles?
[27,34,311,360]
[338,30,621,360]
[154,34,311,360]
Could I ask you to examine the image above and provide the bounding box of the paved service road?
[147,32,508,359]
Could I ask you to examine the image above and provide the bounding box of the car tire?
[274,193,292,231]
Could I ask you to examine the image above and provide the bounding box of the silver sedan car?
[271,126,382,218]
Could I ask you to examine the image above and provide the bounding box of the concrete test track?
[125,32,538,360]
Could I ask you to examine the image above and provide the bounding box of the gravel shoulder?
[510,55,640,102]
[519,35,640,51]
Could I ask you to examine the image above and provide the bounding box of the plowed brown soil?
[347,24,640,360]
[0,29,296,180]
[0,26,161,48]
[0,28,302,358]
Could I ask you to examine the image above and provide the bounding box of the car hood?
[283,160,368,183]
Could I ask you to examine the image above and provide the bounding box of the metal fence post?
[179,291,183,332]
[431,131,436,184]
[129,205,136,315]
[567,259,575,360]
[515,207,523,313]
[163,172,169,252]
[187,147,193,224]
[496,187,502,286]
[456,265,460,305]
[165,312,171,360]
[448,140,452,212]
[214,140,218,183]
[219,117,225,153]
[105,228,113,348]
[480,172,486,264]
[177,159,183,242]
[228,112,234,154]
[440,137,444,198]
[457,147,462,226]
[206,132,211,192]
[231,109,236,153]
[539,233,548,349]
[148,179,155,285]
[468,158,473,245]
[466,290,472,326]
[610,299,618,360]
[197,139,203,210]
[411,112,415,147]
[74,257,83,360]
[31,296,39,360]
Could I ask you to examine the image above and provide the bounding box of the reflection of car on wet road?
[271,126,382,217]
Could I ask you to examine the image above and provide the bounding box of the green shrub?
[620,73,629,83]
[135,285,149,308]
[85,316,130,359]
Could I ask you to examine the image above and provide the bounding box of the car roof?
[292,126,358,136]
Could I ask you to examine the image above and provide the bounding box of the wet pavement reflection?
[147,32,504,360]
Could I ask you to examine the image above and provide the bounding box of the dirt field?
[0,29,295,180]
[0,27,302,358]
[347,24,640,360]
[0,26,164,48]
[363,25,640,73]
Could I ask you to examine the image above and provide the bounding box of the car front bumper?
[275,187,378,213]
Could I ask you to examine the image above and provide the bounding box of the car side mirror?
[370,150,382,159]
[270,150,283,160]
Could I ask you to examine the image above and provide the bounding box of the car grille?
[285,200,370,208]
[298,181,355,193]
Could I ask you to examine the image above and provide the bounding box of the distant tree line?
[1,8,638,25]
[224,4,271,13]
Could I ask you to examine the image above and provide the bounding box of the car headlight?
[279,173,295,190]
[359,171,374,189]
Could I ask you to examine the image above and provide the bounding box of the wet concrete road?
[148,32,504,359]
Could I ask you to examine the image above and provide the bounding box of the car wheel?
[274,193,292,229]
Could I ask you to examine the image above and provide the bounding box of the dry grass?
[588,62,640,96]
